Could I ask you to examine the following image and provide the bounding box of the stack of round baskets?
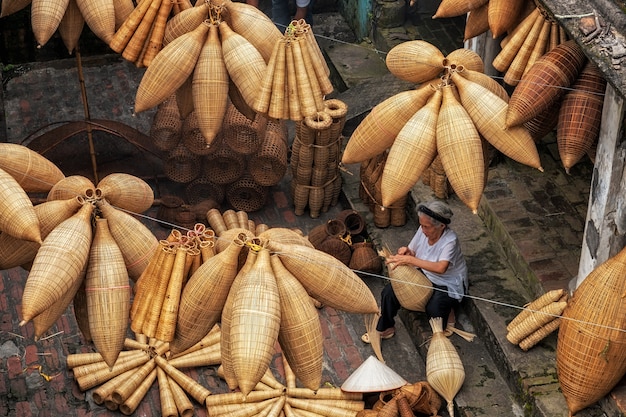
[359,150,409,228]
[290,99,348,218]
[151,100,288,214]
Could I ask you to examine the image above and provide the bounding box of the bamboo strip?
[119,368,158,415]
[154,355,212,403]
[112,359,157,404]
[157,366,179,417]
[142,0,174,66]
[122,0,164,63]
[155,246,188,341]
[167,375,195,417]
[75,353,151,391]
[92,369,136,404]
[109,0,153,53]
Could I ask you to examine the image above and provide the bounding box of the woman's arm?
[385,254,450,274]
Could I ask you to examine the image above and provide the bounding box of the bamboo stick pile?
[290,99,347,218]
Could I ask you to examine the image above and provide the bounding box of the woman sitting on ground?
[362,199,468,342]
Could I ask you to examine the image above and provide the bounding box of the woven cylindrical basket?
[292,183,309,216]
[223,103,263,155]
[185,177,225,205]
[249,121,288,186]
[156,195,185,225]
[336,209,365,236]
[150,94,182,152]
[349,241,382,274]
[203,145,246,185]
[226,175,268,212]
[164,143,202,184]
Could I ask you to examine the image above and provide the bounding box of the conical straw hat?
[341,356,407,392]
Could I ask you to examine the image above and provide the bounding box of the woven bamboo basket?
[349,241,382,274]
[457,68,509,102]
[307,219,346,248]
[154,245,189,342]
[557,61,606,173]
[507,288,566,331]
[229,248,281,395]
[226,175,269,212]
[492,8,541,73]
[47,174,95,201]
[381,89,442,207]
[292,183,309,216]
[134,22,209,113]
[556,245,626,416]
[259,227,314,248]
[503,13,547,86]
[254,38,281,116]
[86,218,131,368]
[0,143,65,193]
[163,2,207,45]
[154,355,212,404]
[426,317,465,417]
[223,0,282,62]
[506,39,587,128]
[433,0,487,18]
[266,240,379,314]
[21,201,94,324]
[524,98,561,142]
[488,0,525,38]
[271,255,323,390]
[317,235,352,266]
[436,85,485,213]
[166,375,194,417]
[506,301,567,345]
[73,280,91,342]
[97,173,154,213]
[164,143,202,184]
[336,209,365,236]
[342,85,437,164]
[206,208,228,236]
[185,177,225,205]
[75,0,115,44]
[249,121,288,186]
[0,197,82,270]
[203,144,246,185]
[390,195,408,227]
[386,40,445,84]
[378,246,432,311]
[192,23,228,146]
[223,103,263,155]
[464,3,489,41]
[150,94,182,152]
[1,0,31,17]
[222,209,240,230]
[97,198,159,281]
[220,20,267,110]
[0,167,40,244]
[57,0,84,54]
[176,71,194,121]
[445,48,484,73]
[450,71,543,171]
[182,111,219,156]
[170,236,244,354]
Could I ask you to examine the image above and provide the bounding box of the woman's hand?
[385,254,414,270]
[397,246,414,256]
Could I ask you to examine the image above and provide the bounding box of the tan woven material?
[75,353,150,391]
[203,143,246,185]
[118,367,157,415]
[223,102,263,155]
[229,248,281,396]
[518,317,561,351]
[464,3,489,41]
[556,245,626,415]
[258,227,314,248]
[492,8,540,72]
[223,0,282,62]
[503,13,546,86]
[272,255,323,390]
[506,39,587,128]
[192,23,228,146]
[154,355,212,403]
[342,85,436,164]
[185,177,225,205]
[150,94,182,151]
[433,0,487,18]
[488,0,525,38]
[58,0,84,54]
[436,85,485,213]
[292,36,320,118]
[170,237,244,354]
[75,0,115,44]
[164,143,202,184]
[266,240,379,314]
[506,301,567,345]
[135,22,209,113]
[286,39,303,121]
[450,71,543,171]
[91,369,136,404]
[181,112,218,155]
[163,3,207,45]
[381,89,442,207]
[249,120,288,186]
[385,40,444,84]
[426,318,465,417]
[254,39,281,116]
[557,62,606,173]
[97,172,154,213]
[287,397,362,417]
[457,68,509,102]
[85,218,131,368]
[21,202,93,323]
[154,246,188,342]
[166,375,194,417]
[121,0,162,64]
[226,175,269,212]
[220,20,267,110]
[0,143,64,193]
[506,289,565,331]
[97,198,159,281]
[73,280,92,342]
[445,48,484,72]
[522,18,552,79]
[0,0,31,17]
[47,175,96,201]
[379,246,433,311]
[349,241,383,274]
[523,98,561,142]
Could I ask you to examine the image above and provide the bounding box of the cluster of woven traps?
[307,210,383,275]
[151,98,289,212]
[290,99,348,218]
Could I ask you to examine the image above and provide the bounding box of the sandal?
[361,329,395,344]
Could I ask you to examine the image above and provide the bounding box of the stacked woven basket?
[151,99,288,213]
[290,99,348,218]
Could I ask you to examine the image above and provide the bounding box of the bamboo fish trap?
[0,143,65,193]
